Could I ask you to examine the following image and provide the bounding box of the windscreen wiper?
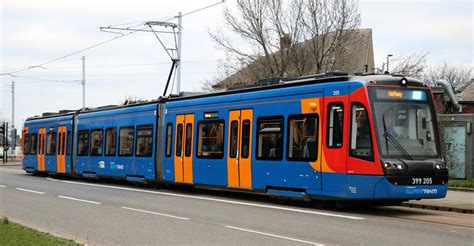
[383,132,413,160]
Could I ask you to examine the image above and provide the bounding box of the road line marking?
[46,177,58,182]
[121,206,190,221]
[0,185,6,188]
[58,195,101,205]
[225,226,324,245]
[16,188,45,194]
[50,179,364,220]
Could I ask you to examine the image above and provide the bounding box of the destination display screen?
[374,89,427,101]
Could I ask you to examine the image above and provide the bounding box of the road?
[0,165,472,246]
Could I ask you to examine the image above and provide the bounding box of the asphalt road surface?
[0,166,472,246]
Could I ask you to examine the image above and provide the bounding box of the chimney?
[280,33,292,50]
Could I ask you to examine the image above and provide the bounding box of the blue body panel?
[75,104,157,181]
[23,115,73,174]
[163,81,363,191]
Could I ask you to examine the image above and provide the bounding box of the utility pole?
[82,56,86,109]
[11,81,14,129]
[386,54,393,74]
[176,11,182,95]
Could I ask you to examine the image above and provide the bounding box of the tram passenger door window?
[174,114,194,184]
[56,126,67,173]
[227,109,253,189]
[37,128,46,171]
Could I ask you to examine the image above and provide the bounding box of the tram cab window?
[350,103,373,160]
[90,129,104,156]
[288,114,318,161]
[119,127,134,156]
[30,134,37,155]
[23,134,31,155]
[77,130,89,156]
[197,121,224,158]
[327,103,344,148]
[46,131,57,155]
[257,117,283,160]
[136,125,153,157]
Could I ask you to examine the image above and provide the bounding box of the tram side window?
[77,130,89,156]
[46,131,57,155]
[350,103,373,160]
[257,117,284,160]
[119,127,134,156]
[30,134,37,155]
[197,121,224,158]
[136,125,153,157]
[90,129,104,156]
[241,120,251,158]
[105,128,117,156]
[23,134,31,155]
[66,131,71,156]
[288,114,318,161]
[327,103,344,148]
[165,123,173,157]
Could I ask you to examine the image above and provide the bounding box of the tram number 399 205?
[411,178,433,185]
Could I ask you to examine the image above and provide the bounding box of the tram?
[22,74,448,202]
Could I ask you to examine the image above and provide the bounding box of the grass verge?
[449,179,474,188]
[0,216,80,246]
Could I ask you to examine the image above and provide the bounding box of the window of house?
[197,121,224,158]
[136,125,153,157]
[90,129,104,156]
[176,124,183,157]
[257,117,284,160]
[165,124,173,157]
[105,128,117,156]
[46,131,57,155]
[23,134,31,155]
[288,114,318,161]
[350,103,373,160]
[30,134,37,155]
[119,127,134,156]
[77,130,89,156]
[327,103,344,148]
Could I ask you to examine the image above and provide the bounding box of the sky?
[0,0,472,129]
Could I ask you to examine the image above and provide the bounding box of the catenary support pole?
[82,56,86,109]
[176,11,182,95]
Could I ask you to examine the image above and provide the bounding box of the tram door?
[174,114,194,184]
[56,126,67,173]
[227,109,253,189]
[37,128,46,171]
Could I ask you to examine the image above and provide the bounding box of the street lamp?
[386,54,393,74]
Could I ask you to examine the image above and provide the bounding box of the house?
[213,28,375,90]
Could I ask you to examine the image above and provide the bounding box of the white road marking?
[49,179,364,220]
[58,195,101,205]
[225,226,324,245]
[121,206,190,221]
[0,185,6,188]
[16,188,45,194]
[46,177,58,182]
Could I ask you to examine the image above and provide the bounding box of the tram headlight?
[396,164,404,170]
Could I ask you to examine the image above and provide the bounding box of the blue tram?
[22,74,448,202]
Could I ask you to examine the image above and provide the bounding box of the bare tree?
[424,61,473,92]
[209,0,361,88]
[389,52,428,78]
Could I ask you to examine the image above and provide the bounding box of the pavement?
[1,164,473,245]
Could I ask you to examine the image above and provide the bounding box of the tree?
[389,52,428,79]
[209,0,361,86]
[423,61,473,92]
